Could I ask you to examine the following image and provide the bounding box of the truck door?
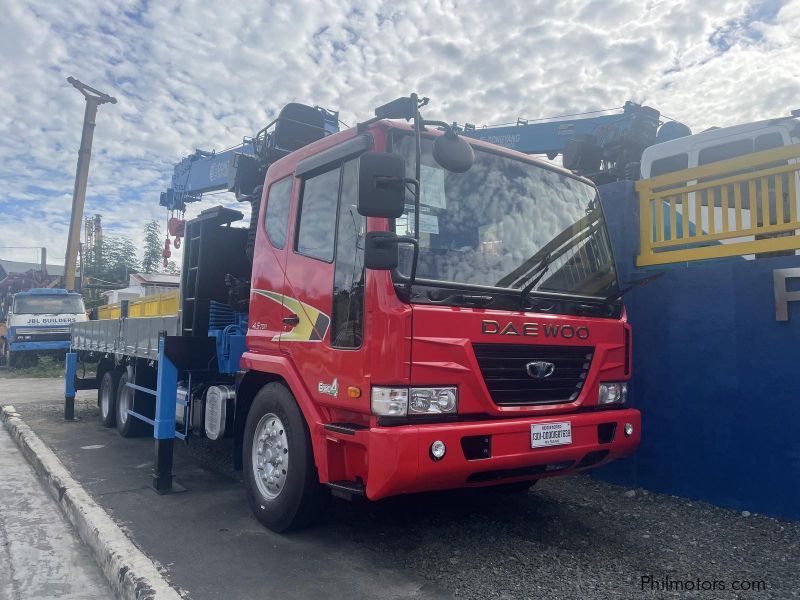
[248,176,294,355]
[281,158,370,410]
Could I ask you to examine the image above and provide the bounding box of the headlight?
[598,382,627,405]
[372,386,458,416]
[409,387,457,415]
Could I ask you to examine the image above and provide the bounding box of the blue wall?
[597,181,800,521]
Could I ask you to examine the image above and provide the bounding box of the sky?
[0,0,797,268]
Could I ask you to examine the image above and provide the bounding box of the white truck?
[2,288,87,367]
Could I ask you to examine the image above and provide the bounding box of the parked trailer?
[66,95,641,532]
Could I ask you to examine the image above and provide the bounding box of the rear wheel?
[98,369,121,427]
[243,383,329,532]
[116,370,148,437]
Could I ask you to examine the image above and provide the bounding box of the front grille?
[472,343,593,406]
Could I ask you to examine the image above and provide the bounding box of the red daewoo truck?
[68,95,640,532]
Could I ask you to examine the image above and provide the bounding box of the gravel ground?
[13,397,800,600]
[165,416,800,600]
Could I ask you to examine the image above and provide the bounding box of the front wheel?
[6,347,16,368]
[243,383,329,532]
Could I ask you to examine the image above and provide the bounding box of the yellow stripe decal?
[252,289,330,342]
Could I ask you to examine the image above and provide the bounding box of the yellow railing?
[636,144,800,266]
[96,289,180,320]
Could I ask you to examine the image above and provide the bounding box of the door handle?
[282,314,300,327]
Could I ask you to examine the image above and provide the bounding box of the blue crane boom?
[460,101,691,184]
[160,104,339,212]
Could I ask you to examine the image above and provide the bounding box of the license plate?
[531,422,572,448]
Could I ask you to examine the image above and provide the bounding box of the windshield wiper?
[605,272,665,302]
[424,291,495,307]
[517,252,553,300]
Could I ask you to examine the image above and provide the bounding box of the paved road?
[0,425,112,600]
[0,375,94,406]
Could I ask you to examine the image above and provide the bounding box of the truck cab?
[237,113,640,529]
[5,288,86,366]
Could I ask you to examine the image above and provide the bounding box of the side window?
[698,139,753,165]
[264,177,293,249]
[296,168,340,261]
[650,153,688,177]
[331,160,365,348]
[755,132,784,152]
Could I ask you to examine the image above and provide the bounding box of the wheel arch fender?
[234,353,326,475]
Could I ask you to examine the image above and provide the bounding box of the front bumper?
[363,408,641,499]
[9,340,71,352]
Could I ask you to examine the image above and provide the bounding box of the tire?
[243,382,329,532]
[98,369,122,427]
[115,370,149,437]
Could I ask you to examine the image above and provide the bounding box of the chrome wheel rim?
[100,376,112,418]
[252,413,288,501]
[118,382,131,425]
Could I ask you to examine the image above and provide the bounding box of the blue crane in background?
[459,101,691,184]
[160,104,340,213]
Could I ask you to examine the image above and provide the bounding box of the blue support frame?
[64,352,77,421]
[154,337,177,440]
[152,335,179,493]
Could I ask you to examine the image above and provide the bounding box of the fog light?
[624,423,634,437]
[430,440,446,461]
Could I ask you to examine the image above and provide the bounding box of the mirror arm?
[421,119,457,137]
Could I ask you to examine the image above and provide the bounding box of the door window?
[264,177,293,249]
[296,168,340,262]
[331,160,365,348]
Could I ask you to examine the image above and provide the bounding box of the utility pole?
[64,77,116,291]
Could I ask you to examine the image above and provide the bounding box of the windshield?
[392,133,619,298]
[13,295,85,314]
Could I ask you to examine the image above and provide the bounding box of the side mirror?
[364,232,400,270]
[433,132,474,173]
[358,152,407,218]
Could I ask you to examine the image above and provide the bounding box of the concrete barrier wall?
[597,181,800,521]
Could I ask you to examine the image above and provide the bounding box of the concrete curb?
[1,405,183,600]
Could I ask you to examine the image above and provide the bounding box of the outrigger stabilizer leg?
[152,335,185,494]
[64,352,78,421]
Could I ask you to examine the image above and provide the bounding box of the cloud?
[0,0,797,266]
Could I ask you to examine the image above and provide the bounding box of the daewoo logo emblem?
[481,320,589,340]
[526,361,555,379]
